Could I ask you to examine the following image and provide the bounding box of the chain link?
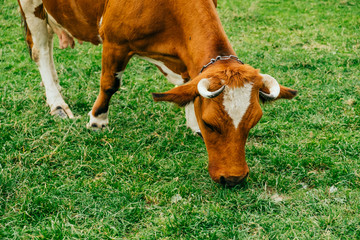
[200,55,244,73]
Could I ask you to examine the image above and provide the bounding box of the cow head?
[152,62,297,186]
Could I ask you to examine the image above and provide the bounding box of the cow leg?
[47,26,61,91]
[19,0,73,118]
[87,43,129,129]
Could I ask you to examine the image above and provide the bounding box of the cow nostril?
[226,176,242,187]
[222,173,248,187]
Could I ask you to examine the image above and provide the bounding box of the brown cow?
[18,0,297,186]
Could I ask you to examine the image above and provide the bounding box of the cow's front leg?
[87,43,129,129]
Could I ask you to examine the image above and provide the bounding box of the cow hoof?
[50,105,75,119]
[87,111,109,130]
[86,122,107,130]
[51,106,68,118]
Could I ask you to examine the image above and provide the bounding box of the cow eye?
[203,121,220,133]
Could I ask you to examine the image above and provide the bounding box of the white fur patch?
[223,83,253,128]
[98,35,103,43]
[115,71,124,82]
[137,56,184,85]
[87,111,109,128]
[98,17,103,42]
[99,16,103,27]
[185,101,200,133]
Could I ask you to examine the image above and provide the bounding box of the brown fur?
[34,4,46,20]
[43,0,105,45]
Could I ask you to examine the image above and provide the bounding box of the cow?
[17,0,297,186]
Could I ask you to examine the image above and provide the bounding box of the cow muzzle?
[209,166,249,187]
[219,172,249,187]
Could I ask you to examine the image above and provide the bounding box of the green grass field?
[1,0,359,239]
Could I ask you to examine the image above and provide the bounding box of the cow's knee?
[103,81,120,95]
[101,73,121,95]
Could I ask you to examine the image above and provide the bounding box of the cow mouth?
[219,173,249,187]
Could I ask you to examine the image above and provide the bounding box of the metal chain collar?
[200,55,244,73]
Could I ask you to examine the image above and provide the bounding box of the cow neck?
[173,0,236,78]
[180,34,236,79]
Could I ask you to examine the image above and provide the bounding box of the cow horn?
[259,74,280,100]
[197,78,225,99]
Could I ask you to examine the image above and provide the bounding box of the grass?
[1,0,359,239]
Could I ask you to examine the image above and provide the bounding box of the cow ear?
[277,85,298,99]
[152,83,198,107]
[259,74,297,101]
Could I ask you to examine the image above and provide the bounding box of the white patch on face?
[223,83,253,128]
[185,101,200,133]
[137,56,185,85]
